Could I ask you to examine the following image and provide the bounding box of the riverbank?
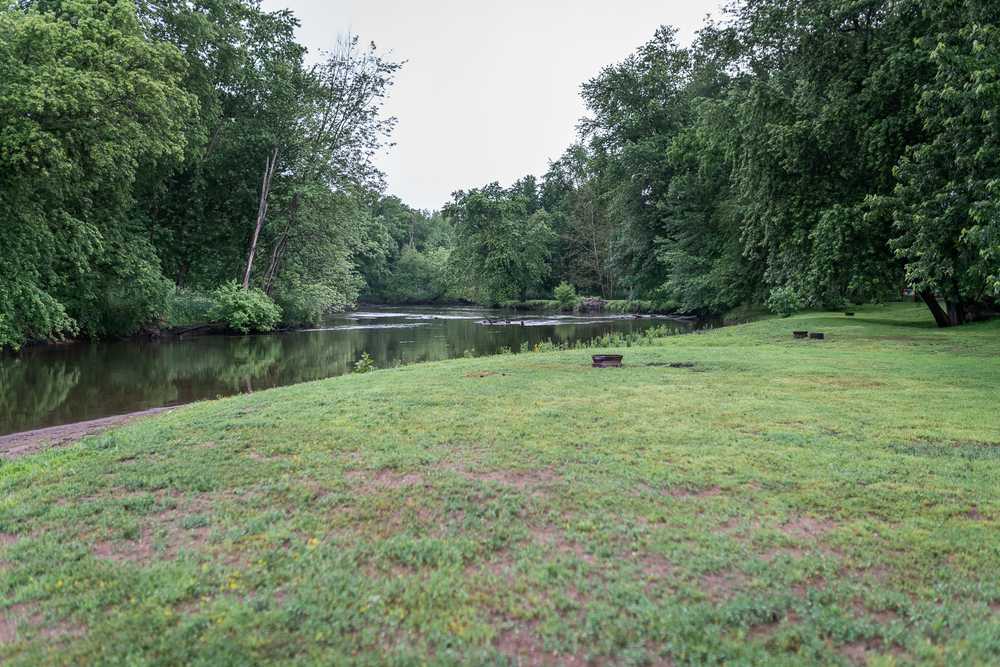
[1,306,682,436]
[0,408,174,460]
[500,297,675,314]
[1,304,998,664]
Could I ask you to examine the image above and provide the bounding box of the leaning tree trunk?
[242,147,279,289]
[918,290,953,328]
[263,191,301,295]
[945,300,965,327]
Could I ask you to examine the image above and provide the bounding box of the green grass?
[2,304,999,665]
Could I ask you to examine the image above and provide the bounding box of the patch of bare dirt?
[0,408,173,460]
[748,610,801,643]
[779,515,837,540]
[457,467,560,491]
[465,371,508,378]
[713,516,762,536]
[839,638,906,665]
[760,546,809,562]
[698,569,749,600]
[471,548,518,579]
[0,604,85,644]
[639,552,676,594]
[668,485,723,499]
[529,525,596,565]
[852,600,900,625]
[345,469,425,491]
[90,492,219,564]
[640,552,674,579]
[494,624,590,667]
[0,604,27,643]
[791,576,828,598]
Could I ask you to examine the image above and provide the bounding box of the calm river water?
[0,306,695,435]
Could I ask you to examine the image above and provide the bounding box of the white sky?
[260,0,725,211]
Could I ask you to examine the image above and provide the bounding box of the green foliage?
[356,198,456,304]
[0,0,193,347]
[353,352,376,373]
[4,0,998,352]
[380,247,453,304]
[166,288,218,328]
[445,183,555,303]
[209,282,282,334]
[553,282,579,310]
[0,284,77,351]
[766,286,805,318]
[272,282,343,328]
[603,299,664,314]
[887,7,1000,310]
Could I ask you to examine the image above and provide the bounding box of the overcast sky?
[260,0,725,211]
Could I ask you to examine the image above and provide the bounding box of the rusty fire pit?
[592,354,623,368]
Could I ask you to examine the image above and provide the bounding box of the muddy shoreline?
[0,408,173,460]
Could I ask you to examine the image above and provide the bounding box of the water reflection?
[1,306,693,435]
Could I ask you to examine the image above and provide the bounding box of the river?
[0,305,695,436]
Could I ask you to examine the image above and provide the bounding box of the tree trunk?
[263,191,301,295]
[919,290,952,328]
[945,300,965,327]
[242,147,279,289]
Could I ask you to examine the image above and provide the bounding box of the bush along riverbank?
[501,295,676,315]
[1,303,999,664]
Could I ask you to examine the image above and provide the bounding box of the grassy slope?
[1,304,998,666]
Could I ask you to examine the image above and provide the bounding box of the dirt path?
[0,408,173,460]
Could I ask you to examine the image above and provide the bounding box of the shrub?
[766,286,804,318]
[0,283,77,350]
[166,287,217,327]
[209,282,282,334]
[353,352,376,373]
[604,299,662,314]
[274,282,347,327]
[553,282,579,311]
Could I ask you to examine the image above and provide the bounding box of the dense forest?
[2,0,998,350]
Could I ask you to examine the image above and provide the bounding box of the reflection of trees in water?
[0,357,81,432]
[1,315,689,433]
[214,336,283,389]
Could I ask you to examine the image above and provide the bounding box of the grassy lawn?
[1,304,999,666]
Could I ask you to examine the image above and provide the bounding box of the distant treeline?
[2,1,998,349]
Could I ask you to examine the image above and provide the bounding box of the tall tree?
[445,184,555,303]
[887,0,1000,325]
[0,0,194,348]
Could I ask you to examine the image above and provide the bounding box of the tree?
[445,184,555,303]
[888,1,1000,325]
[543,145,620,297]
[0,0,194,348]
[135,0,307,289]
[725,0,933,308]
[257,35,402,295]
[579,26,695,296]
